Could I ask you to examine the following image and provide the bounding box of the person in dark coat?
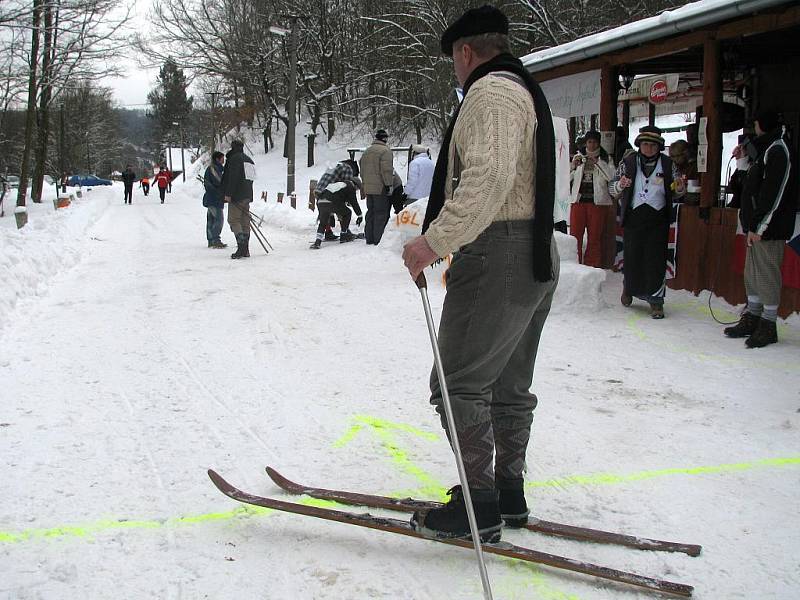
[121,165,136,204]
[724,109,795,348]
[609,125,685,319]
[203,151,226,249]
[222,139,255,259]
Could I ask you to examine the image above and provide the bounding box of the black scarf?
[639,152,659,178]
[422,53,556,282]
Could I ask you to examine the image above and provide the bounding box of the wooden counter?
[668,205,800,317]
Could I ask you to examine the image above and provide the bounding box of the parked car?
[6,175,20,189]
[67,174,113,187]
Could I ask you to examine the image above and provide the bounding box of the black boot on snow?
[309,239,322,250]
[339,231,355,243]
[724,312,760,338]
[324,230,339,241]
[745,318,778,348]
[410,486,502,543]
[496,476,529,528]
[231,235,249,259]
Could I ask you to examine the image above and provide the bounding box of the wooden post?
[309,180,317,211]
[277,192,284,203]
[306,133,316,167]
[599,65,618,130]
[648,102,656,126]
[701,37,722,209]
[622,101,630,137]
[568,117,577,156]
[599,64,619,269]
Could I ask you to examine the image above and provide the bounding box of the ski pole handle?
[415,272,427,290]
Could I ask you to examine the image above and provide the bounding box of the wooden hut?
[522,0,800,315]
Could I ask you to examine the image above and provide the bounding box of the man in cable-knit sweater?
[402,5,559,543]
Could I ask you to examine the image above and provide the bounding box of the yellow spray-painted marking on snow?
[334,414,445,499]
[0,504,271,544]
[526,456,800,491]
[626,300,800,370]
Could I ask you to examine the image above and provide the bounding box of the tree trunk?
[17,0,43,210]
[32,1,55,203]
[369,76,377,131]
[326,96,335,141]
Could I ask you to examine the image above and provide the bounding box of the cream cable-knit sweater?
[424,74,538,258]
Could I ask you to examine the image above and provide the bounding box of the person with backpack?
[222,139,256,259]
[153,165,171,204]
[203,151,226,249]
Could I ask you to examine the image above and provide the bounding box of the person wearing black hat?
[609,125,685,318]
[359,129,394,244]
[569,130,615,267]
[723,109,795,348]
[401,4,559,543]
[222,139,256,259]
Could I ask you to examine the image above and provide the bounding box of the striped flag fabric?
[614,203,680,280]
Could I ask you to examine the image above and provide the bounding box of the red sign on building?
[649,80,669,104]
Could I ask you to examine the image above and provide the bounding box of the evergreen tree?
[147,58,193,145]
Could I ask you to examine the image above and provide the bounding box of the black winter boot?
[410,486,502,543]
[309,239,322,250]
[231,234,249,259]
[496,475,529,528]
[724,312,760,338]
[745,318,778,348]
[339,230,355,243]
[324,229,339,241]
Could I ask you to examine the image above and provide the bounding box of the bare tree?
[16,0,42,210]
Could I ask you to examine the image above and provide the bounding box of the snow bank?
[0,189,112,333]
[250,187,605,313]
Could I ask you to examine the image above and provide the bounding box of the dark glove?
[383,186,392,197]
[356,215,363,226]
[699,206,710,223]
[554,220,568,234]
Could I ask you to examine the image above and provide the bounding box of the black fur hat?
[584,130,601,143]
[440,5,509,55]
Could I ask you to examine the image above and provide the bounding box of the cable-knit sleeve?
[608,160,629,199]
[424,78,534,258]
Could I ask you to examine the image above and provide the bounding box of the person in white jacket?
[569,130,615,267]
[403,145,435,205]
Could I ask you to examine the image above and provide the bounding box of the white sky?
[104,0,161,110]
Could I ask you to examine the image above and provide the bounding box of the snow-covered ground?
[1,130,799,600]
